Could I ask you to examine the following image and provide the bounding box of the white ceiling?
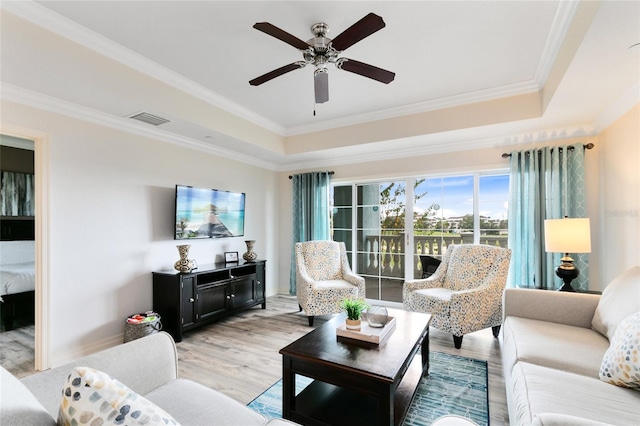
[1,1,639,169]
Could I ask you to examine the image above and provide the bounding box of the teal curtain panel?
[508,144,588,290]
[289,171,332,294]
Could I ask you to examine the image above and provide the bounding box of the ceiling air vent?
[128,112,171,126]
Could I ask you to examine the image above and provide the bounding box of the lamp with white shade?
[544,217,591,292]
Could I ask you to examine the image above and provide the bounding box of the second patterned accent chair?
[295,240,366,326]
[403,244,512,349]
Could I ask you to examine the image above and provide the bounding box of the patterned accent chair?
[403,244,511,349]
[295,240,366,326]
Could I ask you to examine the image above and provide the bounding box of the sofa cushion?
[58,366,179,426]
[502,316,609,378]
[0,366,55,426]
[508,361,640,426]
[145,378,268,426]
[592,265,640,340]
[599,311,640,389]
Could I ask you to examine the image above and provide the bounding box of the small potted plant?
[340,298,369,331]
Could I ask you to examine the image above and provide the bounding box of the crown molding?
[3,82,509,173]
[534,0,581,87]
[279,138,494,172]
[1,82,527,173]
[3,83,603,174]
[277,123,597,172]
[1,83,279,171]
[1,0,287,136]
[285,81,540,136]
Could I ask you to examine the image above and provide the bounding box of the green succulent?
[340,298,369,320]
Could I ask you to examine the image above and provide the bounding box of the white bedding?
[0,261,35,296]
[0,241,35,296]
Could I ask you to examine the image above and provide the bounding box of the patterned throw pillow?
[599,311,640,389]
[58,366,180,426]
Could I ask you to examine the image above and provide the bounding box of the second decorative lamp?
[544,217,591,292]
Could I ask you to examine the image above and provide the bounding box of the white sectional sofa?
[501,266,640,425]
[1,331,296,426]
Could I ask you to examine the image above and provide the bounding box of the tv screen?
[174,185,245,239]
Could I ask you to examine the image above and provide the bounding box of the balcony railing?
[359,233,508,278]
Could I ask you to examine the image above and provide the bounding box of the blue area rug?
[247,351,488,426]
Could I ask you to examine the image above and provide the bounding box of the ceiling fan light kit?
[249,13,395,105]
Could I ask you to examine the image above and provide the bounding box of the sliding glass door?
[358,182,406,301]
[332,182,407,302]
[331,172,509,303]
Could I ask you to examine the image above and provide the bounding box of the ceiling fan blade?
[337,59,395,84]
[253,22,311,50]
[249,62,305,86]
[330,13,386,51]
[314,71,329,104]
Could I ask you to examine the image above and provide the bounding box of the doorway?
[0,135,36,376]
[0,127,50,374]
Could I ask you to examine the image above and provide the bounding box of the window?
[331,172,509,303]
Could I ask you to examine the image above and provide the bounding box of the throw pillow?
[58,366,180,426]
[599,311,640,389]
[592,266,640,339]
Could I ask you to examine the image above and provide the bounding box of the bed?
[0,240,35,329]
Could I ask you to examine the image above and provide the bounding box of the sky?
[414,174,509,220]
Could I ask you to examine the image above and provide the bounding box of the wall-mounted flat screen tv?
[174,185,245,239]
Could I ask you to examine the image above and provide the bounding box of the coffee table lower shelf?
[287,356,425,426]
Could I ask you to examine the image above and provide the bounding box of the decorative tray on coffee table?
[336,316,397,345]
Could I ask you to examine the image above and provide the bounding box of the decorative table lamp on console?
[544,217,591,292]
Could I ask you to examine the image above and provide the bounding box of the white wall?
[598,104,640,285]
[1,101,279,366]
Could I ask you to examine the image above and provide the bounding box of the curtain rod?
[501,143,594,158]
[289,171,335,179]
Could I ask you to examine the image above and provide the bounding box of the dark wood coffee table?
[280,308,432,426]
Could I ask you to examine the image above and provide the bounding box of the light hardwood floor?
[1,294,510,425]
[0,323,35,378]
[175,294,510,425]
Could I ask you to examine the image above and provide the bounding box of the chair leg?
[492,325,501,338]
[298,304,302,312]
[453,335,463,349]
[308,316,314,327]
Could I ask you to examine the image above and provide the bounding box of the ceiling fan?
[249,13,395,104]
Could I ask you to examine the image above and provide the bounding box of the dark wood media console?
[152,260,266,342]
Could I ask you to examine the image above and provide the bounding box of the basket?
[123,312,162,343]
